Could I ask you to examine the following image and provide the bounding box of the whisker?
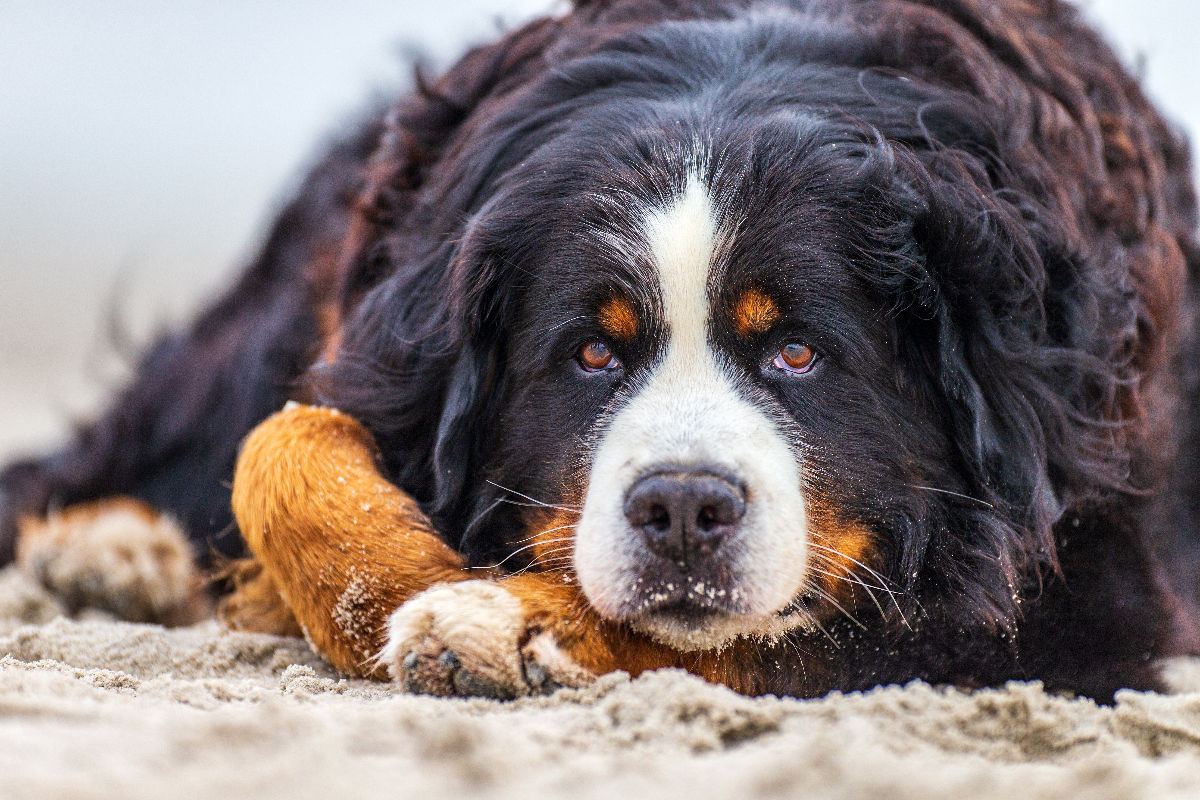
[547,314,587,333]
[506,524,576,546]
[804,584,867,631]
[468,536,577,570]
[525,558,575,572]
[486,480,582,513]
[786,604,837,648]
[807,552,888,590]
[905,484,995,509]
[807,544,900,594]
[507,521,579,546]
[498,498,583,512]
[525,547,575,561]
[504,552,576,577]
[806,563,888,620]
[808,547,911,630]
[808,554,891,600]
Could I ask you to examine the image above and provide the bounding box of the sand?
[3,567,1200,798]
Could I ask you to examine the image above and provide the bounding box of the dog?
[2,0,1198,702]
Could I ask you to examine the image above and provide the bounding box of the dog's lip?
[631,599,727,632]
[622,584,744,621]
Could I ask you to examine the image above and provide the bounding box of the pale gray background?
[1,0,1196,461]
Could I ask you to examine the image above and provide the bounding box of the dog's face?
[464,113,947,651]
[569,173,837,649]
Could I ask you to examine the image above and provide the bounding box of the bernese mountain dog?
[2,0,1198,703]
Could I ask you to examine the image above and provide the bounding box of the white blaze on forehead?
[573,172,811,650]
[644,175,718,356]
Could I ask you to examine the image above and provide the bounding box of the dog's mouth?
[619,580,812,651]
[635,598,722,629]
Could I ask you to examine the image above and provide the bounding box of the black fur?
[3,0,1198,701]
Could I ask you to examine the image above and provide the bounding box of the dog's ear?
[427,227,525,528]
[430,344,486,515]
[312,244,514,545]
[839,131,1143,627]
[310,15,567,535]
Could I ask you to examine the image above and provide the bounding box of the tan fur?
[230,403,470,677]
[217,557,303,637]
[599,295,639,341]
[16,497,209,626]
[731,288,781,337]
[805,492,885,615]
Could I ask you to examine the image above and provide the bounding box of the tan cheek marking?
[599,296,639,341]
[732,289,781,337]
[804,494,883,615]
[519,507,582,573]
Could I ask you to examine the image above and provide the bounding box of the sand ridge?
[3,565,1200,799]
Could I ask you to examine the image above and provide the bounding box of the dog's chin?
[628,601,815,652]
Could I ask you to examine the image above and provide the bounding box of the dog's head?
[320,5,1170,650]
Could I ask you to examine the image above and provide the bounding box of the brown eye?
[773,343,817,374]
[577,340,620,372]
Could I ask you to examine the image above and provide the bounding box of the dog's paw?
[16,497,208,626]
[379,580,595,699]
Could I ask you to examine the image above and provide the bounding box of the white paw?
[16,498,206,625]
[379,580,594,699]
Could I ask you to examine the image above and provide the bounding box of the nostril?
[646,504,671,534]
[623,469,745,564]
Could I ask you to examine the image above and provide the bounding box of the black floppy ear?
[430,341,500,519]
[426,242,517,534]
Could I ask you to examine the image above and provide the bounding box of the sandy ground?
[4,566,1200,799]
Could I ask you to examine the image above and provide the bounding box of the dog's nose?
[623,471,745,565]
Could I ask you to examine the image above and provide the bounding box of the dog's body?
[3,0,1199,701]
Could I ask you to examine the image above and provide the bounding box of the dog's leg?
[217,556,304,637]
[230,404,472,678]
[231,404,764,695]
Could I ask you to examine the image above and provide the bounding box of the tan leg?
[216,556,303,637]
[230,404,470,678]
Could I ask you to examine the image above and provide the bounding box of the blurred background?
[2,0,1197,462]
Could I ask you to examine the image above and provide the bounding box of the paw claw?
[525,660,549,690]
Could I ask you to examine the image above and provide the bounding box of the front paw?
[16,497,207,625]
[378,580,594,699]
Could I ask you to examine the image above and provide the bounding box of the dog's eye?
[772,343,818,374]
[577,340,621,372]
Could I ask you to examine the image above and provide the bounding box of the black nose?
[623,470,746,566]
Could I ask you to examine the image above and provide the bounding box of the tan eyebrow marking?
[599,296,639,341]
[732,289,781,337]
